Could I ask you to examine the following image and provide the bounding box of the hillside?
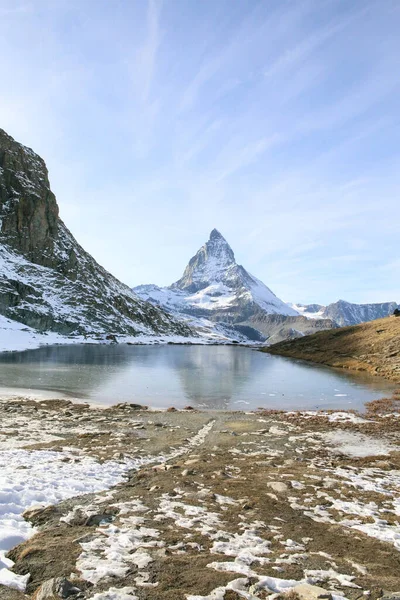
[263,315,400,382]
[0,128,191,339]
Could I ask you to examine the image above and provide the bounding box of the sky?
[0,0,399,305]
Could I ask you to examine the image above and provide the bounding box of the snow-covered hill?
[289,300,398,327]
[0,128,192,341]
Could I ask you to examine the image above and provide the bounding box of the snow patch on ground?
[0,420,215,591]
[325,430,396,457]
[87,587,138,600]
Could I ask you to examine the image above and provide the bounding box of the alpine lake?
[0,344,395,411]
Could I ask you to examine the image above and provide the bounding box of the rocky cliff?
[0,128,192,337]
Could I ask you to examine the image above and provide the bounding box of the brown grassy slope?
[262,315,400,383]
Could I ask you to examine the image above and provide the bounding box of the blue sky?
[0,0,399,305]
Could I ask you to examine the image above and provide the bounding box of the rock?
[292,583,332,600]
[84,512,114,527]
[114,403,148,411]
[382,594,400,600]
[267,481,288,493]
[22,505,59,526]
[33,577,82,599]
[105,334,118,343]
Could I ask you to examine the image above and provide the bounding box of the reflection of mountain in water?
[164,346,262,409]
[0,345,395,410]
[0,344,137,366]
[0,344,141,398]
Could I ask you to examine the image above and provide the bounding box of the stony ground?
[1,398,400,600]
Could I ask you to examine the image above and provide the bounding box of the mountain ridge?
[0,128,192,338]
[290,299,398,327]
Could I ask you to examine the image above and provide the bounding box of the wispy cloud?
[0,0,398,302]
[137,0,163,104]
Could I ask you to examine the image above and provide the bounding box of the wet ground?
[1,398,400,599]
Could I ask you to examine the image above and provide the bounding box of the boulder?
[292,583,332,600]
[267,481,288,493]
[33,577,82,599]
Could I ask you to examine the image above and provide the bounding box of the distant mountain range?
[289,300,399,327]
[135,230,398,343]
[0,128,191,340]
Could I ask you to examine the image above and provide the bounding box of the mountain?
[290,300,398,327]
[263,315,400,383]
[134,229,336,342]
[171,229,297,317]
[0,128,192,339]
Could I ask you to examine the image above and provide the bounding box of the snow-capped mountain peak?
[134,229,298,342]
[172,229,236,293]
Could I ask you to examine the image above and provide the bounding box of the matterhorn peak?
[172,229,236,292]
[209,228,225,241]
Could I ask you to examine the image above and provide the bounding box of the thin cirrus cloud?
[0,0,398,305]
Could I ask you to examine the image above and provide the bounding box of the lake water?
[0,345,395,411]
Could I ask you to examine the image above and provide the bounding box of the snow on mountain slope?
[288,300,398,327]
[171,229,297,316]
[134,230,304,342]
[0,128,192,340]
[322,300,398,327]
[288,303,326,319]
[135,230,297,324]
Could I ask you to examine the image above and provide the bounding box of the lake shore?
[1,397,400,599]
[263,316,400,385]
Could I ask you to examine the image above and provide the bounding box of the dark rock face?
[0,129,192,337]
[0,130,59,266]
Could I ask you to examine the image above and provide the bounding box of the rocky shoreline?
[1,398,400,600]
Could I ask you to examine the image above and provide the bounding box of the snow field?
[0,420,215,591]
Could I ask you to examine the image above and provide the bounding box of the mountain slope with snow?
[133,230,336,342]
[290,300,398,327]
[0,128,192,339]
[171,229,297,317]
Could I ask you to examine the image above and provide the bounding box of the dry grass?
[365,395,400,416]
[276,592,301,600]
[262,316,400,383]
